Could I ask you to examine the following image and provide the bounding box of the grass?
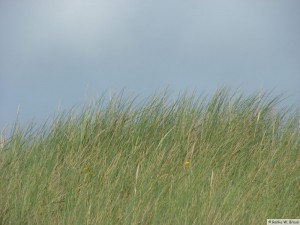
[0,88,299,224]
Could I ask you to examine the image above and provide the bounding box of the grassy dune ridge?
[0,89,299,224]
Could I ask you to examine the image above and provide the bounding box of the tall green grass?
[0,89,299,224]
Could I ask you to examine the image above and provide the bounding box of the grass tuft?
[0,89,299,224]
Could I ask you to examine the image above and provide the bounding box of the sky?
[1,0,300,132]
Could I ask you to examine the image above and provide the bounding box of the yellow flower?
[83,165,91,173]
[184,161,190,168]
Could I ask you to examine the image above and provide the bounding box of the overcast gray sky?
[1,0,300,130]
